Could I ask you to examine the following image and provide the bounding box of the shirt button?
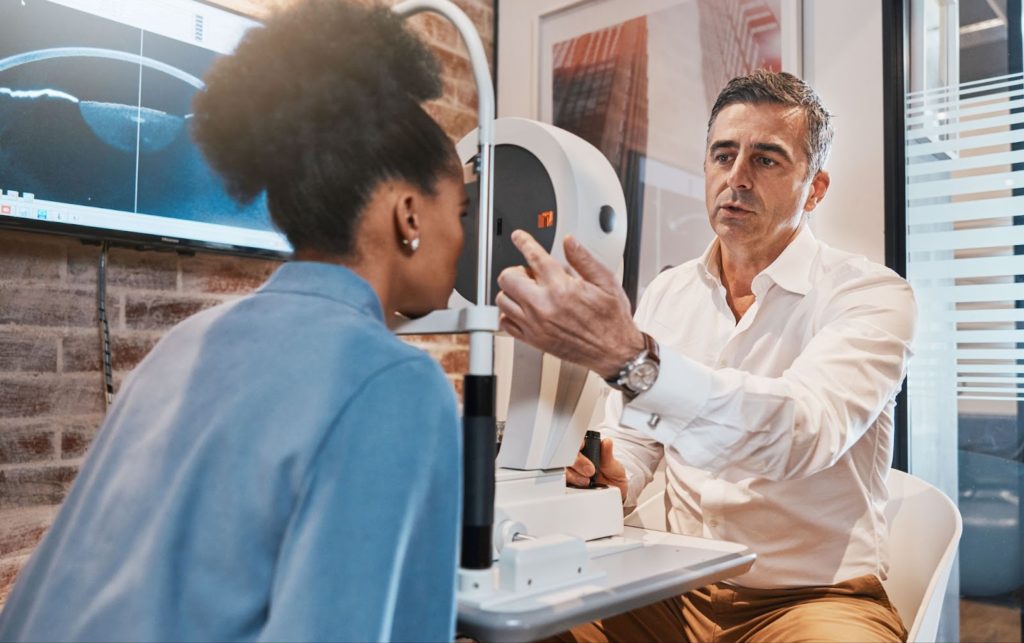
[708,519,719,528]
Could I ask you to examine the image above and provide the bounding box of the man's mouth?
[720,204,753,215]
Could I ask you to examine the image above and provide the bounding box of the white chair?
[881,469,962,643]
[624,467,962,643]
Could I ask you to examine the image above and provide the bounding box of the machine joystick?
[582,430,602,489]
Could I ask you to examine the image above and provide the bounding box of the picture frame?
[497,0,803,305]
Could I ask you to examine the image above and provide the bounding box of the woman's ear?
[803,169,831,213]
[393,191,422,253]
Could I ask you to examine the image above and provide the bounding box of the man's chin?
[714,219,755,236]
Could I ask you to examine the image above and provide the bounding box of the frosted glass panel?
[906,108,1024,398]
[905,57,1024,641]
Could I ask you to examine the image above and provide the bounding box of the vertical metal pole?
[1008,1,1024,636]
[883,0,910,473]
[394,0,497,571]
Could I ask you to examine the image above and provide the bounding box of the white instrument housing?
[455,117,627,472]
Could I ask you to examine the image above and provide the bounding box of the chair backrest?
[881,469,962,643]
[624,467,962,642]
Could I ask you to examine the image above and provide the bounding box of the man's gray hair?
[707,70,834,178]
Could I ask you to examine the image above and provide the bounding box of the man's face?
[704,102,824,254]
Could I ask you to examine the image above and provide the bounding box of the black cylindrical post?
[461,374,496,569]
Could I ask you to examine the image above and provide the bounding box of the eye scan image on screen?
[0,0,290,255]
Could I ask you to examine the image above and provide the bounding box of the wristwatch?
[605,332,660,399]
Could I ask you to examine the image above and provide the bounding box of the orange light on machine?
[537,210,554,229]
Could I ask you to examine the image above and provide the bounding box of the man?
[496,70,914,642]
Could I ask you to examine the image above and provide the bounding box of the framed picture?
[497,0,803,305]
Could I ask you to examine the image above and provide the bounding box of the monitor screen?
[0,0,291,256]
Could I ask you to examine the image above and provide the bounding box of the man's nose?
[726,157,753,191]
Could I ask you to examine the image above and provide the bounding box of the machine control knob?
[582,430,602,488]
[598,205,616,233]
[495,520,530,553]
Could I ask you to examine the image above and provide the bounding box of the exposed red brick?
[0,551,31,608]
[68,245,180,291]
[455,0,493,30]
[0,424,56,465]
[106,248,179,291]
[441,75,480,114]
[0,506,55,557]
[0,286,98,328]
[111,335,161,372]
[0,466,78,509]
[123,295,223,331]
[61,423,99,460]
[402,337,470,374]
[61,332,160,373]
[0,375,105,419]
[440,348,470,373]
[0,333,59,372]
[180,252,280,294]
[59,333,100,373]
[424,102,479,140]
[408,13,459,49]
[0,231,64,281]
[431,48,474,92]
[66,243,99,286]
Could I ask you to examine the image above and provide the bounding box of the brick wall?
[0,0,492,606]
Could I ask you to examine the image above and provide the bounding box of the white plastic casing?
[455,118,627,471]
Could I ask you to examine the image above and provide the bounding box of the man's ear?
[803,170,831,213]
[393,189,422,250]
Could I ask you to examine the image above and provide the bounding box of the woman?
[0,2,466,641]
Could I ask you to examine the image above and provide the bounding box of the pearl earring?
[403,237,420,252]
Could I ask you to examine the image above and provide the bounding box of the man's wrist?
[596,329,647,379]
[603,332,661,398]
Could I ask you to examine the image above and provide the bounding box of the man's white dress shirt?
[598,225,916,589]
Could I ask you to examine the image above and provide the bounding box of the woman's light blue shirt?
[0,262,462,642]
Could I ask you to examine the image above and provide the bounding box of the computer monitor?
[0,0,290,257]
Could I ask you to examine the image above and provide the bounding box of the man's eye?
[714,154,731,163]
[758,157,777,167]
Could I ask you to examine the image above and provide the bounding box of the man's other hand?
[566,438,628,502]
[496,230,645,378]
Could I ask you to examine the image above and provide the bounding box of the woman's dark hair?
[191,0,460,257]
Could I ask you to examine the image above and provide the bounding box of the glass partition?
[904,0,1024,639]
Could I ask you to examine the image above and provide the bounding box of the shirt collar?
[258,261,385,322]
[695,224,818,296]
[696,237,724,286]
[759,225,817,295]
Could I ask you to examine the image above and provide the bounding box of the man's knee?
[745,598,907,642]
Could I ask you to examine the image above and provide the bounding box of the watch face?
[627,361,659,392]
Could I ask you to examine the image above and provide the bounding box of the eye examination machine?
[390,2,755,640]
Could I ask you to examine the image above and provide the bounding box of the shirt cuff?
[618,346,712,443]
